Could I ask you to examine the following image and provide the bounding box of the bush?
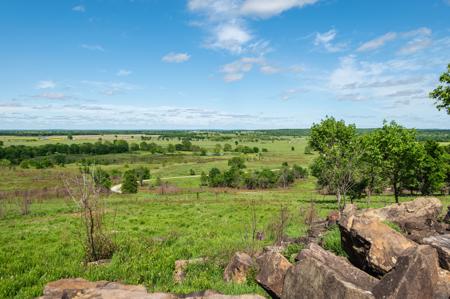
[322,226,347,257]
[121,170,138,194]
[190,169,196,175]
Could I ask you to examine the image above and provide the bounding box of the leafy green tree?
[121,170,138,194]
[208,167,223,187]
[430,63,450,114]
[167,144,176,153]
[228,157,246,170]
[223,143,232,152]
[92,168,112,190]
[417,141,446,195]
[67,134,73,140]
[200,171,208,186]
[372,121,418,203]
[213,144,222,156]
[223,167,242,188]
[134,166,150,186]
[309,117,361,209]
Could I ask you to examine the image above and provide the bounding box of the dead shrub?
[267,204,290,245]
[63,170,115,263]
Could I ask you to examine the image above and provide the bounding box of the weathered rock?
[326,210,340,227]
[262,245,285,254]
[363,197,442,225]
[372,245,440,299]
[444,206,450,224]
[282,243,378,299]
[423,234,450,271]
[224,252,254,284]
[40,279,265,299]
[339,215,416,277]
[174,258,207,283]
[255,251,292,299]
[435,269,450,299]
[41,278,166,299]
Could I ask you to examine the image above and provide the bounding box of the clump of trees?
[205,157,308,189]
[310,117,449,209]
[121,170,138,194]
[430,63,450,114]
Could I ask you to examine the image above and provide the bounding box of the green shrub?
[121,170,138,194]
[382,220,403,233]
[283,243,304,263]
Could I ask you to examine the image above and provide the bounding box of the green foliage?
[430,63,450,114]
[134,166,150,186]
[92,168,112,190]
[322,226,347,257]
[228,157,246,169]
[283,243,304,263]
[121,170,138,194]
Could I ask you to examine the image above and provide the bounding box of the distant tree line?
[201,157,308,189]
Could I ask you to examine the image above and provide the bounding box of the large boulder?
[364,197,442,223]
[282,243,378,299]
[255,251,292,299]
[363,197,444,242]
[39,279,265,299]
[224,252,254,284]
[339,214,417,277]
[423,234,450,271]
[372,245,440,299]
[435,269,450,299]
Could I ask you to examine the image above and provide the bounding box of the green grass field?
[0,135,449,298]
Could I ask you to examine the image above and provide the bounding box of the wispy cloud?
[398,37,432,55]
[81,80,138,96]
[116,69,132,76]
[33,92,70,100]
[240,0,319,18]
[72,5,85,12]
[162,52,191,63]
[314,29,346,53]
[357,32,397,52]
[35,80,56,89]
[81,44,105,52]
[220,56,279,82]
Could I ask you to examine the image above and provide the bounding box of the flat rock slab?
[39,279,265,299]
[423,234,450,271]
[282,243,378,299]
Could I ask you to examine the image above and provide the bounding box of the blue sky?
[1,0,449,129]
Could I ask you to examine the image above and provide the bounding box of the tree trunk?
[337,189,342,210]
[393,178,399,204]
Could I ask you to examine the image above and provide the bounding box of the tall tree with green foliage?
[430,63,450,114]
[417,141,446,195]
[371,121,419,203]
[309,117,361,209]
[121,170,138,194]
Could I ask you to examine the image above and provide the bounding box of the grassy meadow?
[0,134,449,298]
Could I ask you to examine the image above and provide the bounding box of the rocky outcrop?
[282,243,378,299]
[255,252,292,299]
[224,252,254,284]
[372,245,440,299]
[359,197,444,243]
[423,234,450,271]
[339,214,416,277]
[39,279,265,299]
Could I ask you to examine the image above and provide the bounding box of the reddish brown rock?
[372,245,440,299]
[339,215,416,277]
[282,243,378,299]
[255,252,292,299]
[224,252,254,284]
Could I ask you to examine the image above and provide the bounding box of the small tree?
[92,167,112,191]
[200,171,208,186]
[430,63,450,114]
[309,117,361,209]
[135,166,150,186]
[228,157,246,169]
[121,170,138,193]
